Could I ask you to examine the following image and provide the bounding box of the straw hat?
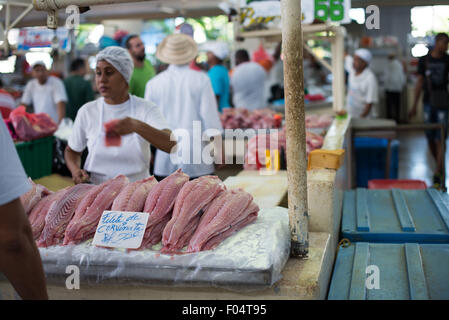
[156,34,198,65]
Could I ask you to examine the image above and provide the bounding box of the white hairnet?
[96,46,134,84]
[354,48,372,64]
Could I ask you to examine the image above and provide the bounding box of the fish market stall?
[0,0,350,300]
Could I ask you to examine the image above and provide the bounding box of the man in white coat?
[346,48,379,119]
[384,53,406,123]
[230,49,267,110]
[145,34,224,180]
[21,61,68,124]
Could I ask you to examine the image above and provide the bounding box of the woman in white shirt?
[65,46,176,185]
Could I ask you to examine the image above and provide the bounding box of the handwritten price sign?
[92,211,148,249]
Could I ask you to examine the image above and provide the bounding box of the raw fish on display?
[20,178,52,215]
[37,184,94,247]
[63,175,129,245]
[161,175,225,253]
[111,176,158,212]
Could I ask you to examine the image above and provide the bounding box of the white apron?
[84,96,150,185]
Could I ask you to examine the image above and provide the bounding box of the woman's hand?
[72,169,90,184]
[109,117,138,136]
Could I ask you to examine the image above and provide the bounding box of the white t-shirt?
[384,59,406,92]
[0,120,31,206]
[231,61,267,110]
[21,76,68,123]
[68,95,169,182]
[145,64,223,178]
[347,67,379,118]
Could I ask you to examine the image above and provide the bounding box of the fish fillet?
[162,175,225,252]
[111,176,157,212]
[63,175,129,245]
[137,169,189,250]
[28,187,69,240]
[161,214,201,254]
[188,190,259,252]
[20,178,52,215]
[37,184,94,247]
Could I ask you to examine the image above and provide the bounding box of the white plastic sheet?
[38,207,290,290]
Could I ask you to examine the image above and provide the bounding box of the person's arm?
[111,118,176,154]
[0,198,48,300]
[64,146,90,184]
[20,82,32,109]
[409,75,424,119]
[361,103,373,118]
[56,101,65,123]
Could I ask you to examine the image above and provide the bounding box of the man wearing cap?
[125,35,156,99]
[144,34,224,180]
[346,48,379,118]
[203,42,231,112]
[65,46,175,185]
[21,61,68,124]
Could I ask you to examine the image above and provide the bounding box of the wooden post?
[281,0,308,257]
[331,27,345,113]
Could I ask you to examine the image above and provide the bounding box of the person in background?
[230,49,267,110]
[267,41,284,103]
[409,32,449,189]
[145,34,223,180]
[384,53,406,124]
[346,48,379,118]
[0,120,48,299]
[303,50,328,86]
[125,35,156,98]
[64,58,95,121]
[344,49,354,86]
[65,46,175,185]
[203,42,231,112]
[0,78,16,119]
[21,61,67,124]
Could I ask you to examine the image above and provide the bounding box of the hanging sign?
[17,27,69,51]
[239,0,352,26]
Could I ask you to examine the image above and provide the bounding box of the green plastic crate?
[15,136,54,179]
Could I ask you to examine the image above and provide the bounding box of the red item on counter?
[368,179,427,190]
[104,119,121,147]
[9,106,57,141]
[305,94,325,102]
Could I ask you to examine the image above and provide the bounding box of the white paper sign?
[92,211,148,249]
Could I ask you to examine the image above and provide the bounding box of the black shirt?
[417,53,449,103]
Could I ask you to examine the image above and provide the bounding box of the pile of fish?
[220,108,282,130]
[305,114,333,129]
[21,170,259,254]
[244,127,324,170]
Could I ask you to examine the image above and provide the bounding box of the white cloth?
[201,42,229,60]
[21,76,68,123]
[344,54,354,73]
[0,90,15,109]
[384,59,406,92]
[68,95,169,184]
[347,68,379,118]
[0,119,31,206]
[96,46,134,84]
[145,64,223,177]
[231,61,267,110]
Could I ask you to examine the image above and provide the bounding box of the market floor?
[397,131,449,190]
